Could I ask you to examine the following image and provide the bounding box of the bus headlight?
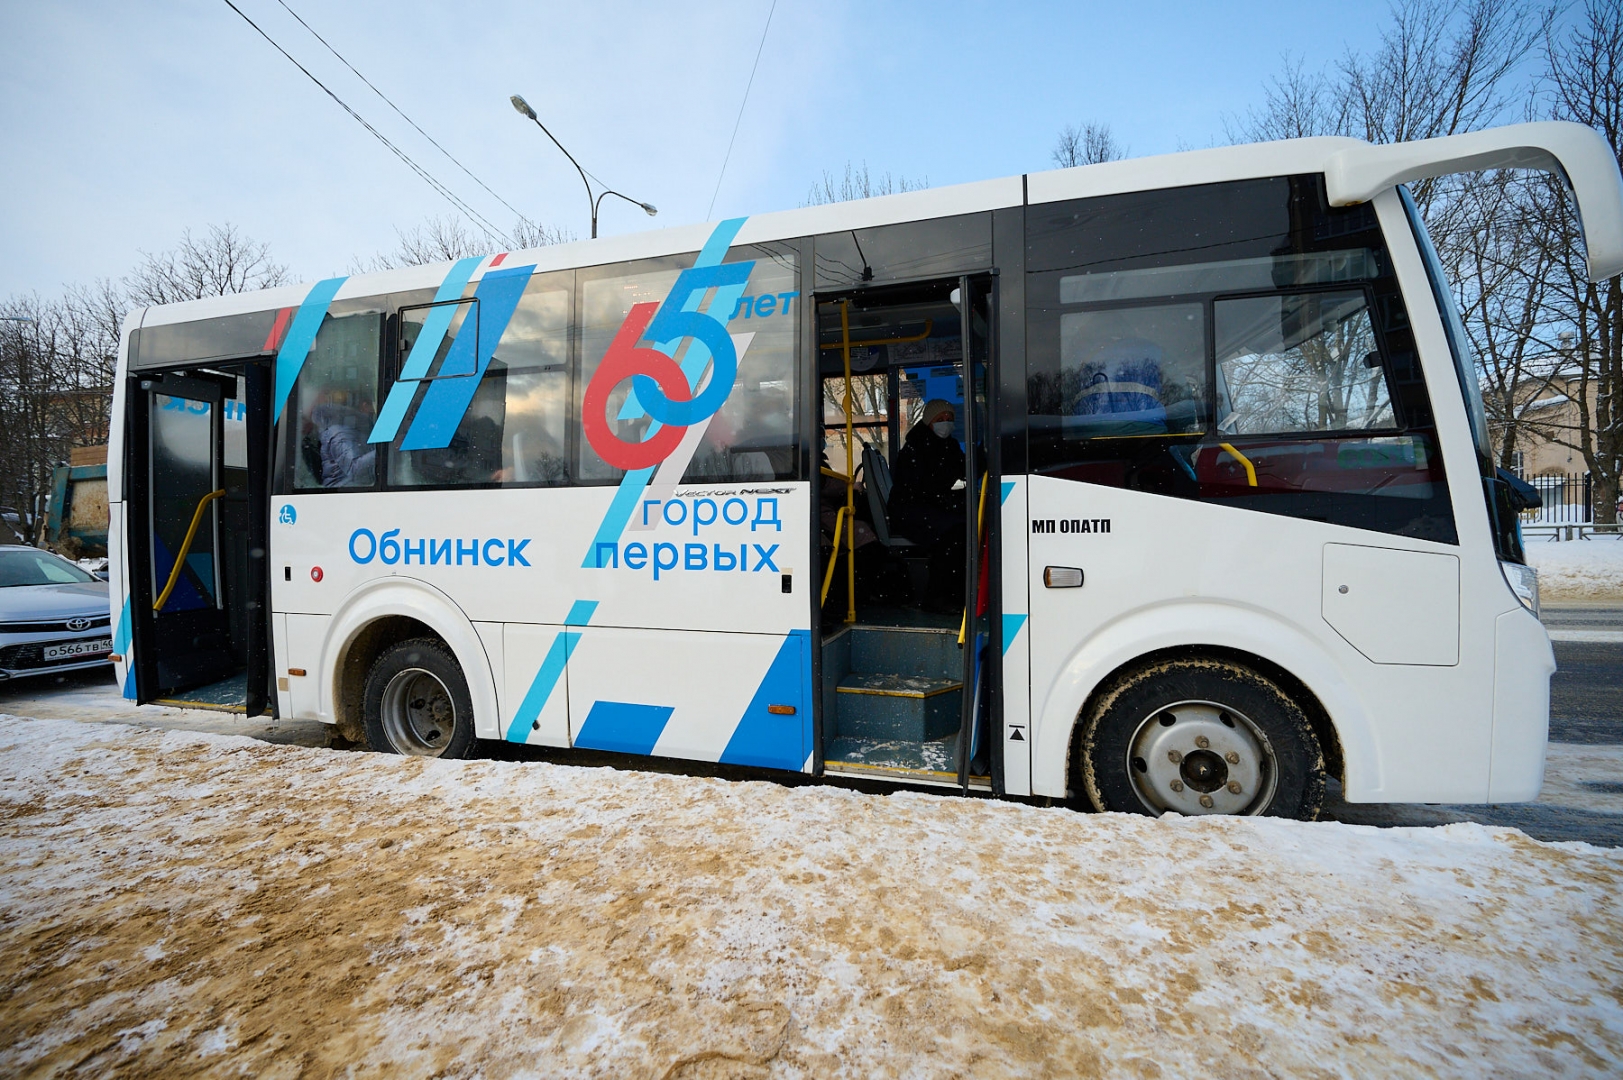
[1500,560,1539,617]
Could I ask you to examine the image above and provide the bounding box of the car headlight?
[1500,560,1539,617]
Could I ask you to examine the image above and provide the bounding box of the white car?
[0,545,113,682]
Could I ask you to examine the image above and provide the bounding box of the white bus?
[106,122,1623,819]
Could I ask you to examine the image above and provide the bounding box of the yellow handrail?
[820,507,847,605]
[818,320,933,350]
[1218,442,1259,487]
[153,489,225,612]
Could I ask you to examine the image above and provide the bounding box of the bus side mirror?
[1497,468,1541,513]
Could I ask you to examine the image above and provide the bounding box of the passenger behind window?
[889,398,965,609]
[302,387,376,488]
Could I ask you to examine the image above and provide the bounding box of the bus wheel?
[1077,658,1324,820]
[362,638,477,759]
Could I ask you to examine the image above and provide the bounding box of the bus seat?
[861,445,915,549]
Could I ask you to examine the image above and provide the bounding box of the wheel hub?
[1126,701,1277,815]
[381,668,456,756]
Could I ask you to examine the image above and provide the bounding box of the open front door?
[128,367,269,710]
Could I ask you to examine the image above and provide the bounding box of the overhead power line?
[219,0,511,246]
[271,0,537,235]
[708,0,778,220]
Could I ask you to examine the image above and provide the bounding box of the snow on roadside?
[1526,534,1623,602]
[0,715,1620,1079]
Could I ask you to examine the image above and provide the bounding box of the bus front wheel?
[362,637,477,759]
[1077,658,1325,820]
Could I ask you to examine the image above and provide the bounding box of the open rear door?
[127,367,269,709]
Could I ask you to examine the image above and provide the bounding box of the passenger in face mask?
[888,398,966,609]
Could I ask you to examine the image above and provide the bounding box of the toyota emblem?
[65,617,91,631]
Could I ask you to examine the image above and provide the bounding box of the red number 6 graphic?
[581,302,694,471]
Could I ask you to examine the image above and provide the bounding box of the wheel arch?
[1030,603,1372,800]
[319,577,500,743]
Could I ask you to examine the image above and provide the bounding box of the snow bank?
[1,714,1619,1078]
[1526,534,1623,602]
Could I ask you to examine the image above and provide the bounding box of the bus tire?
[362,637,477,759]
[1076,657,1325,820]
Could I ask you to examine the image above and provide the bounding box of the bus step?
[836,674,962,741]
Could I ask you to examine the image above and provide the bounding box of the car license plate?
[43,638,112,661]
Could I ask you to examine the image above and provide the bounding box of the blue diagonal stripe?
[399,264,535,451]
[1002,613,1027,655]
[272,277,347,423]
[369,256,483,444]
[504,599,599,743]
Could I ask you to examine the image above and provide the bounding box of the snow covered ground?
[2,715,1621,1078]
[1526,534,1623,602]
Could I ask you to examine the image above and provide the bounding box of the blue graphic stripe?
[719,629,810,771]
[1002,613,1027,656]
[698,217,747,265]
[504,600,599,743]
[1001,480,1015,505]
[583,217,748,566]
[111,596,132,654]
[272,277,347,423]
[369,256,483,444]
[582,466,654,567]
[574,701,674,756]
[399,265,535,451]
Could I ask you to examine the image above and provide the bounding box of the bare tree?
[803,162,928,207]
[1430,169,1565,467]
[1051,121,1127,168]
[0,287,123,540]
[1226,55,1346,142]
[1232,0,1560,471]
[360,215,571,271]
[125,223,289,306]
[1537,0,1623,522]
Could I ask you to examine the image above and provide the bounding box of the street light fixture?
[509,94,656,239]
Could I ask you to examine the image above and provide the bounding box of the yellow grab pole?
[959,474,989,646]
[153,488,225,612]
[840,301,856,624]
[820,507,847,604]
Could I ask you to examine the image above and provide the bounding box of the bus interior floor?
[155,672,250,713]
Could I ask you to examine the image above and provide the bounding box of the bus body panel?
[998,475,1033,796]
[1490,608,1556,802]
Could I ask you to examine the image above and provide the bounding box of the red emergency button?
[310,566,324,582]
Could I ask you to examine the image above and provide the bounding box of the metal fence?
[1520,471,1592,523]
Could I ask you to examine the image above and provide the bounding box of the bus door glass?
[811,272,999,789]
[134,372,239,700]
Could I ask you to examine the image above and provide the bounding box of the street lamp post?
[509,94,657,240]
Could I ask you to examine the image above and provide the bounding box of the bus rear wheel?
[1077,658,1325,820]
[362,638,477,759]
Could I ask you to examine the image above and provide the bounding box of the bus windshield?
[1398,185,1493,469]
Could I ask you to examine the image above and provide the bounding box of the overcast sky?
[0,0,1400,298]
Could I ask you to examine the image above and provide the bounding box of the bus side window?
[1214,290,1392,435]
[289,312,384,491]
[385,272,572,489]
[685,242,800,483]
[574,246,802,487]
[1025,176,1457,544]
